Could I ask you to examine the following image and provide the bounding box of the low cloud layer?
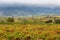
[0,0,60,6]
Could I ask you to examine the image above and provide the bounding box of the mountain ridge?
[0,5,60,16]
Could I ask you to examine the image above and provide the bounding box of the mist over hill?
[0,4,60,17]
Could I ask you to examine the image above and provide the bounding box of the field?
[0,16,60,40]
[0,24,60,40]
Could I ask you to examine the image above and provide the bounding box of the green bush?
[54,19,60,24]
[7,17,14,22]
[45,20,53,23]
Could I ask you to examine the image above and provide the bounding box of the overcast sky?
[0,0,60,6]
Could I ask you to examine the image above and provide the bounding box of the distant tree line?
[0,17,60,24]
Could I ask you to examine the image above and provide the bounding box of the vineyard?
[0,24,60,40]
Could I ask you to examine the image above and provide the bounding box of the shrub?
[54,19,60,24]
[45,20,53,23]
[7,17,14,22]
